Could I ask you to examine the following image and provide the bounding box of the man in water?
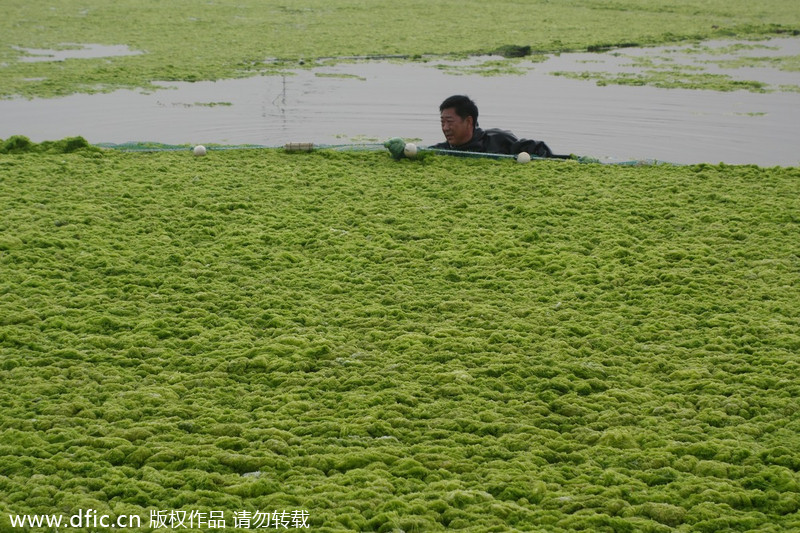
[432,94,556,158]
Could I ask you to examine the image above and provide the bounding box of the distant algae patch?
[1,146,799,531]
[552,39,800,93]
[553,69,774,92]
[1,0,800,98]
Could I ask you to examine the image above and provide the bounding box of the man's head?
[439,95,478,147]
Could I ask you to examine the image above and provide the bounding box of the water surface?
[2,39,798,165]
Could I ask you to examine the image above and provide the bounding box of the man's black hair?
[439,95,479,128]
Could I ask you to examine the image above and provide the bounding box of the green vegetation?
[315,73,367,81]
[1,0,800,98]
[2,1,800,530]
[553,69,773,92]
[1,147,799,531]
[433,58,537,77]
[0,135,99,154]
[192,102,234,108]
[708,54,800,72]
[551,39,800,93]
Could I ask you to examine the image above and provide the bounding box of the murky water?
[2,39,799,165]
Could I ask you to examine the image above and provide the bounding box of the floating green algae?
[552,39,800,93]
[433,57,537,77]
[1,148,799,531]
[315,73,367,81]
[0,134,99,154]
[706,53,800,72]
[1,0,799,98]
[192,101,234,107]
[553,69,773,92]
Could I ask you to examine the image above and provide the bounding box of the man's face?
[440,107,474,146]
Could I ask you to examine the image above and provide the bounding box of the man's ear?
[467,116,474,131]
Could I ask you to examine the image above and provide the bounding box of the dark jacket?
[431,127,555,158]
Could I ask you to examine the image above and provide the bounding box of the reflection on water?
[2,39,799,165]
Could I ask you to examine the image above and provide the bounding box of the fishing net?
[95,141,388,153]
[5,136,672,165]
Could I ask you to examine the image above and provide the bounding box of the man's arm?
[511,138,554,158]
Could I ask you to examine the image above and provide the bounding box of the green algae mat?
[2,0,800,99]
[1,147,799,531]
